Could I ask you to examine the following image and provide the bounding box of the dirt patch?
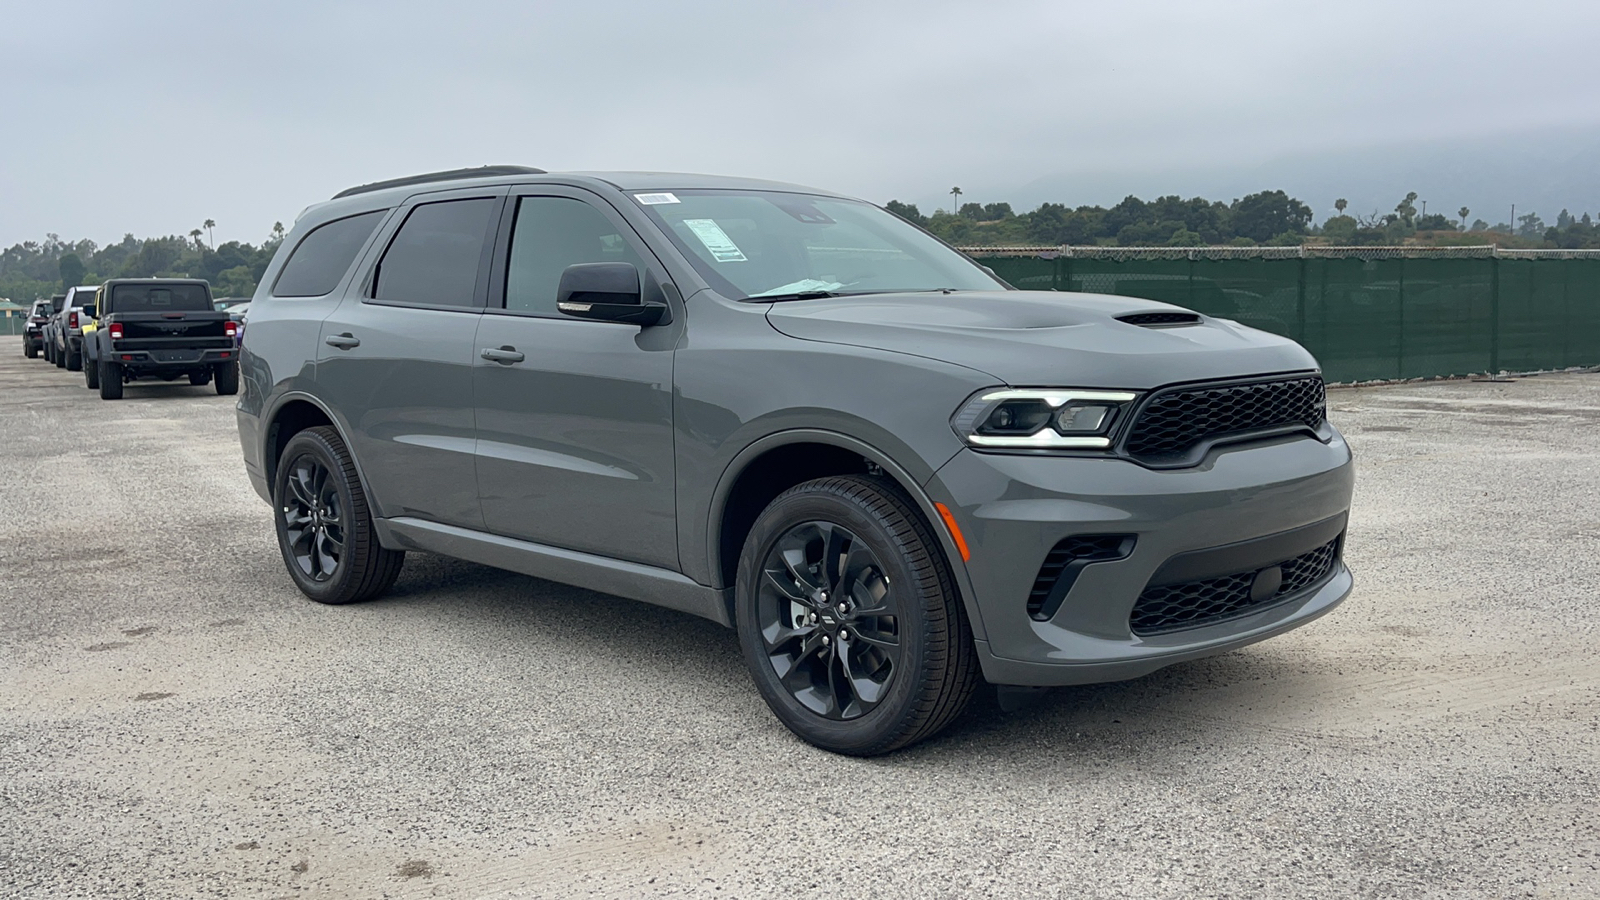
[134,692,174,701]
[85,641,130,652]
[122,626,158,637]
[397,859,434,880]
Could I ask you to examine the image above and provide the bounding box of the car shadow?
[364,553,1338,763]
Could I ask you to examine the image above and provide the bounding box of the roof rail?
[331,165,547,200]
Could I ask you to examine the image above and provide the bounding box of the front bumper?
[928,430,1355,686]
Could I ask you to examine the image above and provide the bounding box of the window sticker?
[751,278,844,298]
[683,218,748,263]
[634,192,680,205]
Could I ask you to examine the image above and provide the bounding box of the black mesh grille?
[1130,537,1341,635]
[1124,376,1326,461]
[1117,311,1202,326]
[1028,535,1134,619]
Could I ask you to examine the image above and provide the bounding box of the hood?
[764,291,1319,389]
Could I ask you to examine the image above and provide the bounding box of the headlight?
[952,388,1139,449]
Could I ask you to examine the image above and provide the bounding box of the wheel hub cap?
[281,454,345,583]
[756,521,900,721]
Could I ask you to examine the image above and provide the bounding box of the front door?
[316,190,503,529]
[472,189,681,569]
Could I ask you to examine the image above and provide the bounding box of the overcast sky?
[3,0,1598,249]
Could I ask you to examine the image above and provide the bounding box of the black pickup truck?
[83,279,240,400]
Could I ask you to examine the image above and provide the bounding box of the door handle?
[480,346,525,364]
[324,333,361,349]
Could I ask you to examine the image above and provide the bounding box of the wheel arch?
[707,429,986,642]
[261,392,377,514]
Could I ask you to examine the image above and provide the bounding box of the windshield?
[632,190,1004,300]
[109,284,212,313]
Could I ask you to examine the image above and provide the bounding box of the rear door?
[471,187,682,568]
[317,187,505,529]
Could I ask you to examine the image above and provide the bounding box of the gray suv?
[236,166,1354,755]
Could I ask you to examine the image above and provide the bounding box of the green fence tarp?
[971,247,1600,383]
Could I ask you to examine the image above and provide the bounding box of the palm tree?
[1459,207,1470,229]
[1334,198,1348,217]
[950,186,962,214]
[203,219,216,248]
[189,228,203,249]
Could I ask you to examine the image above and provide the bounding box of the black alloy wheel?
[736,475,979,756]
[272,426,404,604]
[756,521,901,721]
[281,454,346,584]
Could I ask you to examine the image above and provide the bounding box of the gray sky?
[3,0,1598,249]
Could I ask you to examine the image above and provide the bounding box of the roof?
[100,277,211,287]
[309,168,847,225]
[566,171,843,195]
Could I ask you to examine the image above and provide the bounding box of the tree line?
[6,190,1599,302]
[888,190,1600,250]
[0,222,285,303]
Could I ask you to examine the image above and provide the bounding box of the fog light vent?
[1028,535,1136,621]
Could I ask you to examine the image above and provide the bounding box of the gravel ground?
[1,337,1595,899]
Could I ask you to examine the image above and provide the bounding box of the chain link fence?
[964,245,1600,383]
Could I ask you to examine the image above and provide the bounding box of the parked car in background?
[225,302,250,348]
[237,166,1354,756]
[213,297,250,312]
[51,284,101,371]
[83,278,238,399]
[23,299,53,358]
[41,294,65,364]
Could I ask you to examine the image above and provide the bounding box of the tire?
[189,371,211,386]
[735,475,979,756]
[54,341,66,368]
[213,361,239,395]
[24,340,35,359]
[45,340,54,364]
[84,355,99,389]
[98,361,123,400]
[65,344,81,371]
[272,426,404,605]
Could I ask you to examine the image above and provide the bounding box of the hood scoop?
[1117,311,1202,327]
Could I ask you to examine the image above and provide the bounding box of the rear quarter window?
[271,210,387,298]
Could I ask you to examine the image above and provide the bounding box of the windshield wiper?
[757,290,843,302]
[751,289,914,303]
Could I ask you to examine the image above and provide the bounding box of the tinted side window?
[504,197,647,316]
[272,211,385,298]
[374,198,495,307]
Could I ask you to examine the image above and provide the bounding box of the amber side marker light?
[934,502,971,562]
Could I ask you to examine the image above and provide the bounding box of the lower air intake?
[1129,536,1341,635]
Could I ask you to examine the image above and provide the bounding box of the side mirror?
[556,262,670,326]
